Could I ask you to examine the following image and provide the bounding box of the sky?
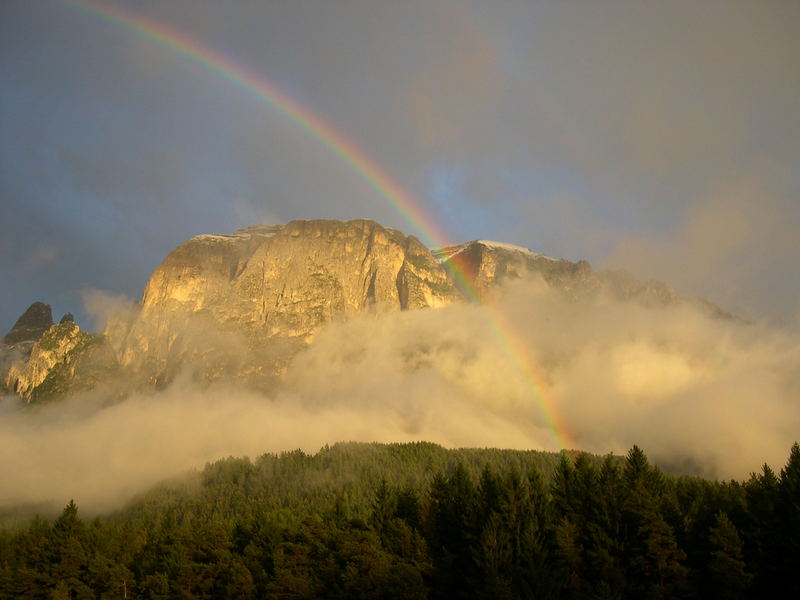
[2,0,799,331]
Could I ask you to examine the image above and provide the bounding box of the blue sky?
[2,0,799,330]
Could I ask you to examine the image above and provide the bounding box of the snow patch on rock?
[432,240,560,263]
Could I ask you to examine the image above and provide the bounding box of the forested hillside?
[0,441,798,599]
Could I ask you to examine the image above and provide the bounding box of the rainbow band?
[57,0,575,450]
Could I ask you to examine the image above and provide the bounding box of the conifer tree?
[743,462,780,596]
[427,463,477,599]
[622,447,688,599]
[707,511,750,600]
[775,443,800,596]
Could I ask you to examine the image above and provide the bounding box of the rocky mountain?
[3,321,110,402]
[1,218,732,402]
[436,239,734,317]
[104,219,459,388]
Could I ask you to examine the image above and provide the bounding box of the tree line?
[0,441,798,599]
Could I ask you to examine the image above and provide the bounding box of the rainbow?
[56,0,576,450]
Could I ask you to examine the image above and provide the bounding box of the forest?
[0,440,798,599]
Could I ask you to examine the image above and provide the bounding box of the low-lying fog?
[2,278,798,513]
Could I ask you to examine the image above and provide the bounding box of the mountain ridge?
[2,218,733,402]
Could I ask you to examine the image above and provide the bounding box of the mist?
[2,278,798,513]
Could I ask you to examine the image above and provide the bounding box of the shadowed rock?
[433,239,732,317]
[3,302,53,346]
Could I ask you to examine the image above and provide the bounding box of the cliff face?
[108,219,460,384]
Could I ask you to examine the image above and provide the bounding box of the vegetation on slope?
[0,441,798,599]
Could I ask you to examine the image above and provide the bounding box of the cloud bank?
[2,280,798,513]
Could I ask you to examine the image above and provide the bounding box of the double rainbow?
[57,0,575,450]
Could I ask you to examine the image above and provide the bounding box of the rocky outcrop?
[4,321,108,402]
[107,219,460,385]
[1,303,56,392]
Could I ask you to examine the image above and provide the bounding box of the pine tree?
[775,442,800,596]
[551,452,575,519]
[47,501,93,599]
[553,517,582,599]
[707,512,750,600]
[520,467,558,600]
[427,463,477,599]
[743,462,780,596]
[584,456,626,597]
[369,478,397,537]
[622,447,688,599]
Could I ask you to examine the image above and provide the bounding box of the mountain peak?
[433,239,561,264]
[107,218,460,388]
[3,301,53,347]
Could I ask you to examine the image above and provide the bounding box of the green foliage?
[35,323,75,352]
[0,441,797,599]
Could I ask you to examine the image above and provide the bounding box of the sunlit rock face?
[3,321,109,402]
[108,219,460,385]
[5,322,80,397]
